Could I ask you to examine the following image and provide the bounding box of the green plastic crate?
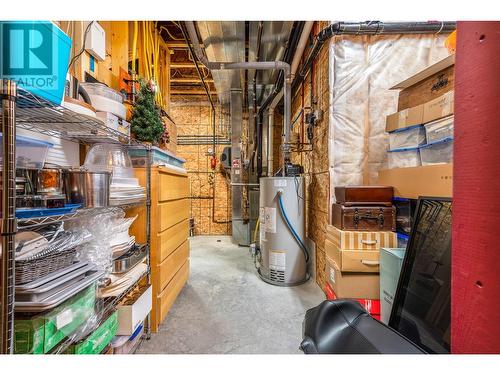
[64,311,118,354]
[14,283,97,354]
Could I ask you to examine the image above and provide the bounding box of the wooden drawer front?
[159,260,189,323]
[158,199,189,232]
[158,240,190,292]
[159,172,189,202]
[158,219,189,262]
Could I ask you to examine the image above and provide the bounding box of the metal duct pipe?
[266,21,313,176]
[185,21,292,172]
[292,21,456,91]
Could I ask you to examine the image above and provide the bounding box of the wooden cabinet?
[128,166,190,332]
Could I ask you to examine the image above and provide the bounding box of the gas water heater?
[259,176,308,286]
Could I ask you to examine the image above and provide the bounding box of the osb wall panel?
[171,101,231,236]
[273,21,331,291]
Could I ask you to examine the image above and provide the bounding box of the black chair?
[300,299,423,354]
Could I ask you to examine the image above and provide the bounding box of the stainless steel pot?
[63,169,111,208]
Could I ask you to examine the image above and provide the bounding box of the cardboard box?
[325,256,380,300]
[325,282,381,319]
[380,248,406,324]
[326,225,397,251]
[377,163,452,199]
[326,238,380,273]
[385,104,424,133]
[117,285,152,335]
[391,55,455,111]
[423,90,454,124]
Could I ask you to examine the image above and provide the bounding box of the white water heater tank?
[259,176,307,285]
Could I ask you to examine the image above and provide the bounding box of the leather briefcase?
[335,186,393,206]
[332,204,396,231]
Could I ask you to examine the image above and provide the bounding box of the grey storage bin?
[387,147,421,169]
[380,247,406,324]
[424,115,454,144]
[389,125,426,150]
[419,137,453,166]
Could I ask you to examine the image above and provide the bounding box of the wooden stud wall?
[172,101,232,235]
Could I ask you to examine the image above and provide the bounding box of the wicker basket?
[15,247,77,285]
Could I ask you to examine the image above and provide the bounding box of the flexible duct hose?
[277,192,309,263]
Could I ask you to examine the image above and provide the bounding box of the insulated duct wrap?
[328,34,450,207]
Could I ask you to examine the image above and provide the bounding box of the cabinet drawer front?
[159,172,189,202]
[159,260,189,323]
[158,199,189,232]
[157,219,189,262]
[158,240,190,292]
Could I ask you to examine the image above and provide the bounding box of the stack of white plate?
[110,230,136,259]
[110,177,146,206]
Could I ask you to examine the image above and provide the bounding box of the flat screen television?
[389,197,452,354]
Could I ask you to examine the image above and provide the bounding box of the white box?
[116,285,152,335]
[387,147,421,169]
[96,111,131,138]
[389,125,426,150]
[380,248,406,324]
[84,21,106,61]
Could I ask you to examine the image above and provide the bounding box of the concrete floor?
[138,235,325,354]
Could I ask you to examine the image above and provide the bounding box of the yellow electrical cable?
[159,26,182,41]
[253,218,260,243]
[132,21,138,73]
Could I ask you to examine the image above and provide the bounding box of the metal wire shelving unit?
[1,81,153,354]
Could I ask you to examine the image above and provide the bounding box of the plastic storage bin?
[79,83,123,103]
[0,21,71,105]
[389,125,426,150]
[419,137,453,165]
[380,247,406,324]
[79,83,126,119]
[64,311,118,354]
[424,115,454,144]
[14,283,96,354]
[0,134,53,169]
[393,197,417,236]
[128,146,186,168]
[397,233,409,249]
[111,323,144,354]
[387,147,421,169]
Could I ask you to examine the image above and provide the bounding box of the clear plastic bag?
[67,208,126,274]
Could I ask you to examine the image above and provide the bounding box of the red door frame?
[452,21,500,353]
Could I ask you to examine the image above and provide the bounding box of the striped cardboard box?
[326,225,397,250]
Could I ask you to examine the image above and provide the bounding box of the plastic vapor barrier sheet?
[328,33,450,208]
